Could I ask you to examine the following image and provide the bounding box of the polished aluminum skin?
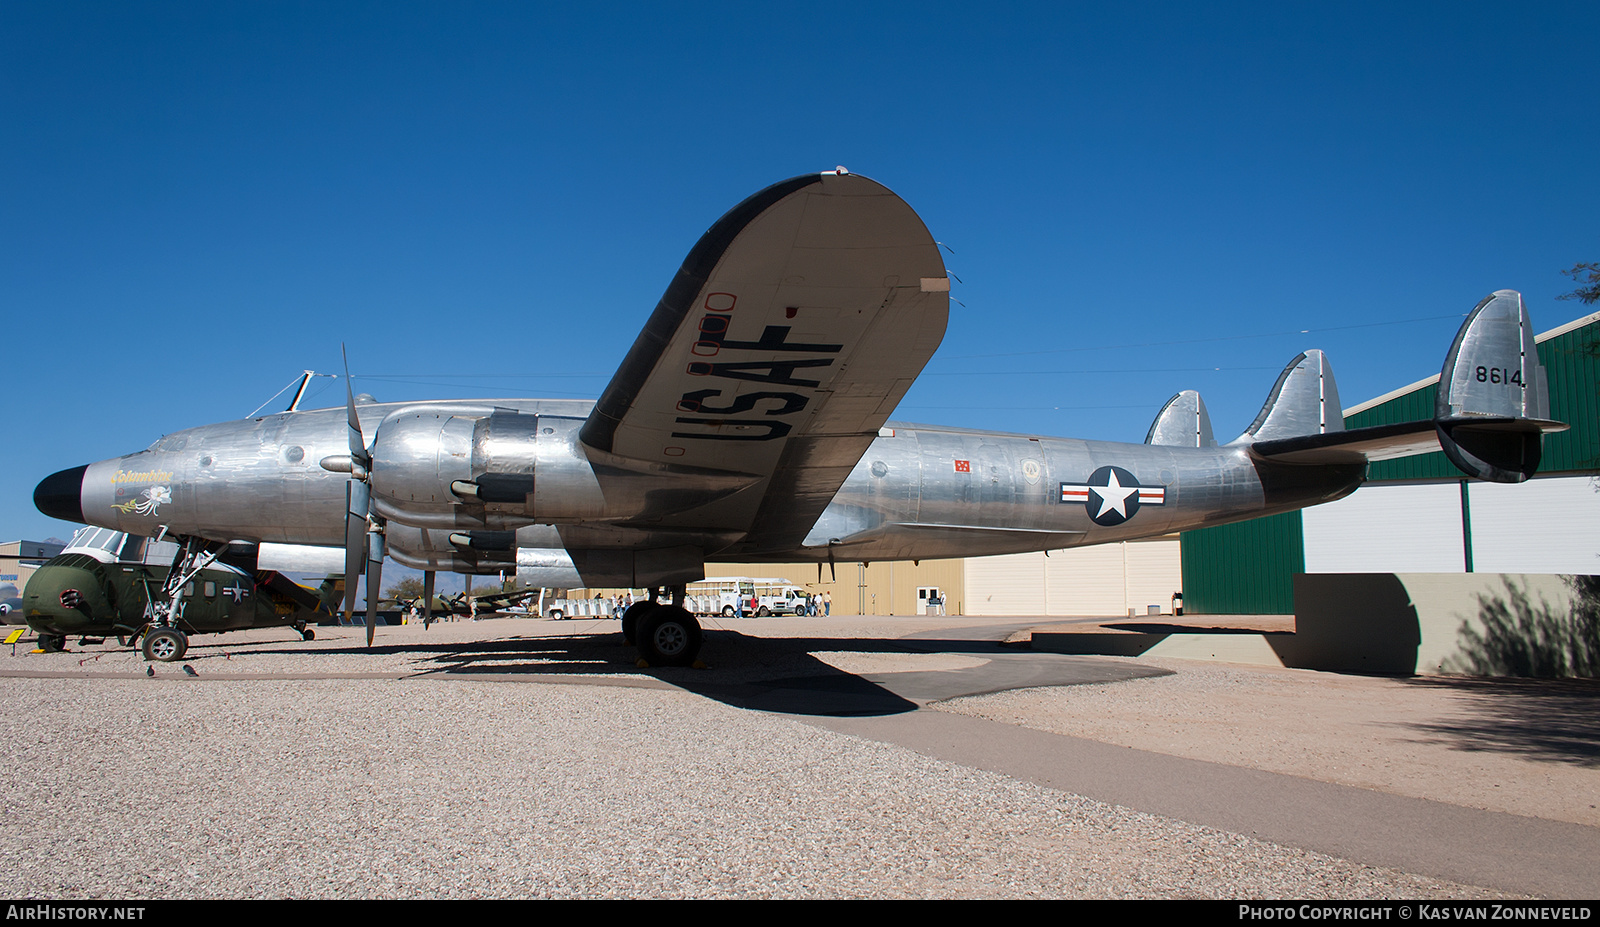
[36,174,1565,597]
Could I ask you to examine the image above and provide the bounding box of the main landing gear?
[620,585,703,667]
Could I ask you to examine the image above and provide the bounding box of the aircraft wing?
[580,172,949,552]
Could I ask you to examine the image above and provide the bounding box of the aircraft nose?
[34,465,87,523]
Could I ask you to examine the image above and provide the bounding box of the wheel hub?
[652,623,686,656]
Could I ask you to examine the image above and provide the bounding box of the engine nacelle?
[384,524,580,584]
[367,411,605,528]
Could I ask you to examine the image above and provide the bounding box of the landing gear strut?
[138,531,224,662]
[624,585,702,666]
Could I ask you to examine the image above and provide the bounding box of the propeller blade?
[365,526,385,647]
[342,344,369,467]
[342,480,369,621]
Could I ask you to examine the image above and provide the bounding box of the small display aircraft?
[33,170,1564,666]
[0,584,22,623]
[21,526,332,660]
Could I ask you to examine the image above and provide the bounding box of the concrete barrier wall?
[1291,573,1599,677]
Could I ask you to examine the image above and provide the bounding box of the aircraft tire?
[142,628,188,662]
[620,602,656,646]
[37,633,66,653]
[636,606,701,667]
[301,628,315,641]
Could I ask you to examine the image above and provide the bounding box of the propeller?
[336,346,384,646]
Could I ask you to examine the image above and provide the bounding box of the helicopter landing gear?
[137,532,223,663]
[142,627,188,662]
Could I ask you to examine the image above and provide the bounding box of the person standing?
[823,591,831,616]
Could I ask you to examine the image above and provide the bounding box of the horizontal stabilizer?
[1233,350,1342,444]
[1246,289,1567,483]
[1146,390,1217,448]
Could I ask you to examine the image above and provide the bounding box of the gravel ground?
[0,617,1543,899]
[935,658,1600,827]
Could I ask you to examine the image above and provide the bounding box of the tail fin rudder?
[1145,390,1217,448]
[1434,289,1560,482]
[1232,350,1343,444]
[1243,290,1567,484]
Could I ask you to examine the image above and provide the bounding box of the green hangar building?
[1180,309,1600,615]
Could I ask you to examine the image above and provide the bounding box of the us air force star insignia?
[1059,466,1166,527]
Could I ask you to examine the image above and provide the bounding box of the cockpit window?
[117,535,147,562]
[146,434,187,452]
[63,527,129,563]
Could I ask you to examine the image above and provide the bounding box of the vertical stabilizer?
[1434,289,1556,482]
[1145,390,1217,447]
[1233,350,1343,444]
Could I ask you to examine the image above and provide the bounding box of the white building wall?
[1469,476,1600,573]
[1302,475,1600,575]
[963,552,1046,616]
[966,538,1180,616]
[1303,482,1466,573]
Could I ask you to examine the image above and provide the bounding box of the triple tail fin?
[1434,289,1559,482]
[1241,289,1567,483]
[1146,390,1217,448]
[1232,350,1343,444]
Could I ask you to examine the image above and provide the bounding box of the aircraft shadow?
[219,627,1169,718]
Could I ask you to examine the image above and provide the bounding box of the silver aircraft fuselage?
[68,397,1360,571]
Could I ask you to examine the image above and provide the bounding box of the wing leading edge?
[580,171,950,551]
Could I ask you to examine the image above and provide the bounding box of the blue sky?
[5,1,1597,544]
